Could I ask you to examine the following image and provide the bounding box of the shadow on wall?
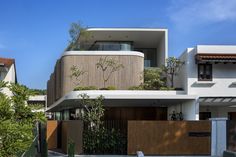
[227,120,236,151]
[47,121,58,150]
[191,82,215,88]
[228,83,236,88]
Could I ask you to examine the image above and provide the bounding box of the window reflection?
[90,41,133,51]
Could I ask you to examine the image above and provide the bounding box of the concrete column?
[210,118,227,157]
[195,98,199,120]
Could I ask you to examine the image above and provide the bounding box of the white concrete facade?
[47,90,199,120]
[175,45,236,119]
[0,61,17,96]
[48,28,236,121]
[76,28,168,68]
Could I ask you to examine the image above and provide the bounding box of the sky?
[0,0,236,89]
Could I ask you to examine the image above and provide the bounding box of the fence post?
[210,118,227,157]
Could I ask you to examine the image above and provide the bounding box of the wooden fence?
[47,120,212,155]
[47,120,58,149]
[128,121,211,155]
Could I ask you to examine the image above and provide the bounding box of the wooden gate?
[128,121,211,155]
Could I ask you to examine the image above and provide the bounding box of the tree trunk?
[171,74,174,88]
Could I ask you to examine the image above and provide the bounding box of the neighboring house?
[0,57,17,96]
[174,45,236,120]
[28,95,47,112]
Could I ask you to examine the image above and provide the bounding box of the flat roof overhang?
[195,54,236,64]
[78,28,167,49]
[46,90,198,112]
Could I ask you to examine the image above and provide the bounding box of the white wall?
[4,64,16,83]
[200,106,236,118]
[177,46,236,97]
[197,45,236,54]
[211,118,227,157]
[174,49,190,93]
[1,64,16,97]
[167,99,198,120]
[156,32,168,67]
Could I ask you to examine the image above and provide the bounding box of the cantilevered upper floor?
[47,28,168,106]
[66,28,168,67]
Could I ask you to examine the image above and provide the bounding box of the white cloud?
[168,0,236,29]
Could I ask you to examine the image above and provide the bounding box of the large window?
[89,41,133,51]
[198,64,212,81]
[134,48,157,67]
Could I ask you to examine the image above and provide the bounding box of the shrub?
[68,140,75,157]
[99,86,117,90]
[143,68,166,90]
[74,86,98,91]
[128,86,143,90]
[106,86,116,90]
[160,87,175,90]
[83,127,126,154]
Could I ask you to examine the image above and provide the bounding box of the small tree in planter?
[96,56,124,89]
[143,68,166,90]
[67,21,92,50]
[78,94,126,154]
[68,140,75,157]
[79,93,104,130]
[162,57,184,88]
[70,65,87,86]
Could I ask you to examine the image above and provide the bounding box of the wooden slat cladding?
[47,54,143,106]
[61,55,143,95]
[55,59,61,101]
[104,107,167,121]
[128,121,211,155]
[46,120,58,149]
[61,120,83,154]
[47,73,55,107]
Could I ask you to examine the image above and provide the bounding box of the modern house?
[47,28,236,121]
[45,28,236,155]
[47,28,199,121]
[0,57,17,96]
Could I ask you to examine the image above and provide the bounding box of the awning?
[195,54,236,63]
[199,97,236,107]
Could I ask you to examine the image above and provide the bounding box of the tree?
[0,82,46,156]
[67,21,92,50]
[162,57,184,88]
[70,65,87,86]
[143,68,166,90]
[29,88,47,95]
[78,94,126,154]
[78,93,104,130]
[96,56,124,88]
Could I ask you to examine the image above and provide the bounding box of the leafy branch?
[96,56,124,88]
[162,57,184,88]
[70,65,87,86]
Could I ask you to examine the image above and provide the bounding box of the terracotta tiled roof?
[0,57,15,68]
[195,54,236,63]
